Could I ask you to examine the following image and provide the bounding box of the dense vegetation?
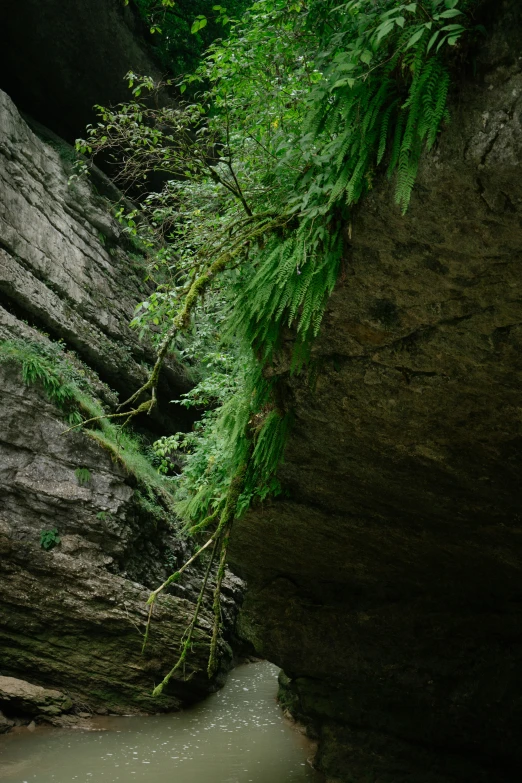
[0,339,176,516]
[76,0,480,686]
[131,0,251,73]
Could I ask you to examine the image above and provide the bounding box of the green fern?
[0,339,84,425]
[73,0,482,686]
[79,0,478,531]
[0,337,176,512]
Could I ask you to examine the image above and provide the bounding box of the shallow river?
[0,662,321,783]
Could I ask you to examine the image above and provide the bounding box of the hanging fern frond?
[75,0,479,683]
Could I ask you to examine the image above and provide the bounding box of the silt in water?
[0,661,321,783]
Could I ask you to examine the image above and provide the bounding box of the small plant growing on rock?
[75,467,92,486]
[95,510,116,522]
[40,529,61,551]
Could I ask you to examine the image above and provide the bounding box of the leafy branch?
[76,0,480,689]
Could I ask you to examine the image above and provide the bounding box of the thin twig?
[151,537,219,696]
[146,534,216,606]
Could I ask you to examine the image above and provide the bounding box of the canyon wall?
[0,87,239,716]
[230,2,522,780]
[1,0,521,776]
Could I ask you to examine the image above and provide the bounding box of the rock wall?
[230,2,522,781]
[0,0,161,142]
[0,89,238,716]
[0,361,239,714]
[0,88,190,429]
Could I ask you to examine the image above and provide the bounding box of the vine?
[0,338,176,510]
[76,0,481,688]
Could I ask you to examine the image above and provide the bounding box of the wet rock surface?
[230,3,522,781]
[0,677,73,718]
[0,88,191,430]
[0,90,239,722]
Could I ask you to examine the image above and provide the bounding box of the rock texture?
[0,0,162,143]
[0,712,14,734]
[0,442,225,715]
[0,87,190,430]
[0,90,237,718]
[0,677,73,717]
[230,3,522,781]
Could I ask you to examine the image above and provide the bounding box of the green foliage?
[152,357,290,527]
[300,0,472,213]
[83,411,177,510]
[134,489,170,524]
[73,0,482,686]
[0,337,176,515]
[0,339,87,425]
[130,0,251,75]
[75,467,92,486]
[80,0,479,532]
[40,528,61,551]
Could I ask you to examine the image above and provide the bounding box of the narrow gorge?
[1,1,521,782]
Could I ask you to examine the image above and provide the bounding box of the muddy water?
[0,662,321,783]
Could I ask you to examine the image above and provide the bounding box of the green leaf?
[332,77,355,90]
[191,15,208,34]
[436,34,449,52]
[405,26,425,50]
[427,30,440,52]
[374,19,395,42]
[439,8,463,17]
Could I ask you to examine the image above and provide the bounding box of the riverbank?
[0,661,322,783]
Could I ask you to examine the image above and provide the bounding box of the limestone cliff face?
[0,88,190,427]
[230,3,522,781]
[0,90,239,715]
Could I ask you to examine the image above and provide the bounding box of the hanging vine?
[75,0,481,688]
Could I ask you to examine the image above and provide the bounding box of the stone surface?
[230,2,522,781]
[0,711,14,734]
[0,87,191,431]
[0,90,239,723]
[0,0,162,143]
[0,676,73,717]
[0,363,232,718]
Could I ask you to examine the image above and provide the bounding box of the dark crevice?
[0,287,195,435]
[0,287,69,348]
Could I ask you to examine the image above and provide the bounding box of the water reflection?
[0,662,321,783]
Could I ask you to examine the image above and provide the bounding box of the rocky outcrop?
[0,713,14,734]
[0,89,239,718]
[0,87,190,430]
[230,3,522,781]
[0,364,237,715]
[0,677,73,718]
